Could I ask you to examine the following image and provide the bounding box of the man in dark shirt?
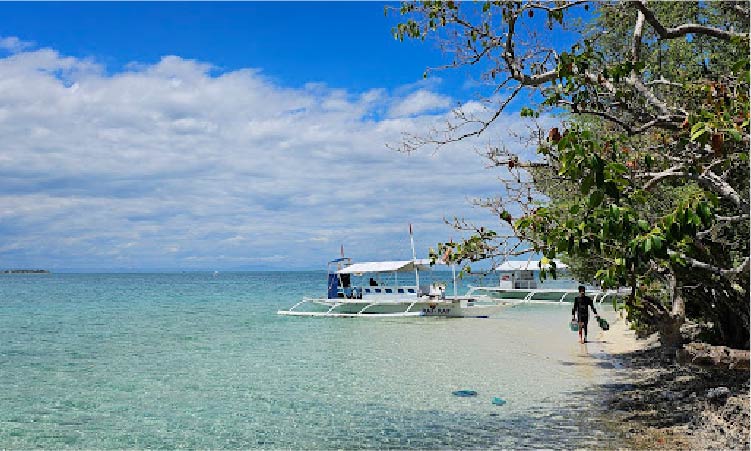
[572,285,599,343]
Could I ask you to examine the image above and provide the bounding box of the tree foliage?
[393,1,749,348]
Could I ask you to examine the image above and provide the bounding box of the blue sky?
[0,2,552,271]
[1,2,459,92]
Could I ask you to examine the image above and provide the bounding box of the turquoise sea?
[1,272,625,449]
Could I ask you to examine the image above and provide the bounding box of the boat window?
[398,289,404,293]
[407,289,415,293]
[375,289,382,293]
[385,289,393,293]
[365,288,371,293]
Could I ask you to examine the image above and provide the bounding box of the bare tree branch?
[642,165,687,191]
[631,8,646,63]
[715,214,750,222]
[632,0,749,41]
[669,251,751,278]
[696,168,748,211]
[626,73,685,119]
[645,78,683,88]
[502,9,558,87]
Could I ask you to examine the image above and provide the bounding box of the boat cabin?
[494,260,569,290]
[327,259,441,300]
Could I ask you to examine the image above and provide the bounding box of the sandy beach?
[594,315,750,449]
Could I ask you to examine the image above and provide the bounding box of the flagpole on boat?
[409,223,420,292]
[444,238,458,298]
[452,263,457,298]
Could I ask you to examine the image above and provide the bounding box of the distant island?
[2,269,50,274]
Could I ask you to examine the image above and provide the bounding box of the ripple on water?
[0,272,626,448]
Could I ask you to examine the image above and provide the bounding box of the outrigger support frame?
[465,287,620,304]
[277,297,429,318]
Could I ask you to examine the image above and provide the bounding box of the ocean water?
[0,272,624,449]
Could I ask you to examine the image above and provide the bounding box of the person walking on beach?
[572,285,599,343]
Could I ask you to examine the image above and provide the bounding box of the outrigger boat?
[466,260,621,304]
[277,257,505,318]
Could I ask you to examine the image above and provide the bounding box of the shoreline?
[594,315,750,449]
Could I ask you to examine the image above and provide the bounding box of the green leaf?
[727,129,742,142]
[588,190,604,208]
[515,217,532,230]
[697,202,711,222]
[670,252,686,266]
[609,205,620,221]
[689,212,703,227]
[663,213,674,228]
[690,127,707,142]
[580,175,594,194]
[644,237,652,253]
[732,58,750,74]
[607,163,628,174]
[652,235,663,251]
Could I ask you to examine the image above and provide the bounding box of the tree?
[393,1,749,349]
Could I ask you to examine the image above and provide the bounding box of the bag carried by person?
[597,317,610,331]
[569,320,579,331]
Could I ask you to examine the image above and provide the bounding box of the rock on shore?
[598,319,750,449]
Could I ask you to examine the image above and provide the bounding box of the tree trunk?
[658,271,685,353]
[670,272,685,320]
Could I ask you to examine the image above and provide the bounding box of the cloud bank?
[0,39,540,270]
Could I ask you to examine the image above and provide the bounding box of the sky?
[0,2,549,271]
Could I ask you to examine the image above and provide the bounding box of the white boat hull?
[278,297,505,318]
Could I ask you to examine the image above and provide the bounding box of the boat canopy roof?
[336,259,433,274]
[494,259,568,271]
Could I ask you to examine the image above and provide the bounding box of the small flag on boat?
[409,223,413,236]
[340,244,344,257]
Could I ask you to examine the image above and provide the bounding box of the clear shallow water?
[0,272,624,449]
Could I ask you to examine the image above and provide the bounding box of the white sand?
[597,313,659,356]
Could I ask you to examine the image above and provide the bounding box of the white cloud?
[0,41,543,270]
[0,36,34,53]
[388,89,451,118]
